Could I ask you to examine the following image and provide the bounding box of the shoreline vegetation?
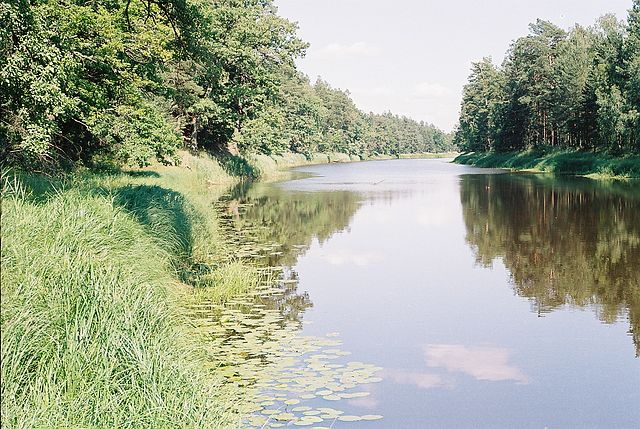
[247,151,459,180]
[454,150,640,179]
[453,4,639,170]
[2,153,250,427]
[1,150,452,427]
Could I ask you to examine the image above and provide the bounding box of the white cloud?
[313,42,380,60]
[348,396,380,409]
[424,344,530,384]
[414,82,452,98]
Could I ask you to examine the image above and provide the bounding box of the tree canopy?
[455,2,640,155]
[1,0,452,171]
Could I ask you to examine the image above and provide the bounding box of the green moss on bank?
[454,150,640,179]
[0,153,259,428]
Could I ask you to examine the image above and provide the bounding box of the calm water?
[228,159,640,428]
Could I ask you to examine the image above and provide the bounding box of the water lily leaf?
[292,406,312,412]
[338,415,362,422]
[361,415,384,420]
[275,412,295,421]
[321,394,341,401]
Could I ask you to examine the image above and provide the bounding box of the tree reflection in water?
[460,174,640,356]
[218,181,363,323]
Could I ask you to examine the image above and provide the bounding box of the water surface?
[229,159,640,428]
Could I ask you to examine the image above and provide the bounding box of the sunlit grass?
[454,149,640,179]
[1,181,239,427]
[0,154,258,428]
[192,261,261,303]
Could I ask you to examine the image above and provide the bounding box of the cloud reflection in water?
[424,344,529,384]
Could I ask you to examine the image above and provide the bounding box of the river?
[218,158,640,428]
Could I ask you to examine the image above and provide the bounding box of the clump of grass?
[326,152,352,163]
[1,178,237,428]
[180,151,238,185]
[193,261,261,303]
[94,152,234,276]
[245,154,279,179]
[308,153,330,164]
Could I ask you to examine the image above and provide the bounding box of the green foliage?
[0,0,306,169]
[235,73,455,158]
[1,0,451,171]
[363,111,454,155]
[454,149,640,178]
[455,4,640,154]
[0,0,185,168]
[89,99,182,167]
[454,58,504,152]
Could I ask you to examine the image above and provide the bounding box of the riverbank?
[453,150,640,179]
[1,153,260,428]
[1,149,456,427]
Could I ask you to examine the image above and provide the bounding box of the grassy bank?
[1,153,261,428]
[454,150,640,179]
[245,152,360,180]
[399,152,460,159]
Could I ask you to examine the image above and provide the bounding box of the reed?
[0,154,257,428]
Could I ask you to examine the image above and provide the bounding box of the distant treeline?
[1,0,452,171]
[455,1,639,154]
[240,76,454,158]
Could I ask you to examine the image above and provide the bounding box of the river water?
[225,159,639,428]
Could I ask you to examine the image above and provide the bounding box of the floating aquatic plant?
[186,197,384,427]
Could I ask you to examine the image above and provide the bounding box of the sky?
[274,0,633,132]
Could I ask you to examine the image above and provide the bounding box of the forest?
[1,0,453,172]
[455,1,639,154]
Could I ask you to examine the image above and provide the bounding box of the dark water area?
[228,159,640,428]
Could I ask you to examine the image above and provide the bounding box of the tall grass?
[193,261,261,303]
[0,154,262,428]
